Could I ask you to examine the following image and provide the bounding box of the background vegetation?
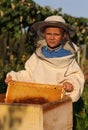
[0,0,88,129]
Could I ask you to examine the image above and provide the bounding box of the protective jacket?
[7,40,85,102]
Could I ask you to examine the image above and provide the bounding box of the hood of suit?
[35,40,78,67]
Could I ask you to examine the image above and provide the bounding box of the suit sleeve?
[6,53,38,82]
[64,59,85,102]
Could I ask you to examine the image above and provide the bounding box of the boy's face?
[44,27,65,49]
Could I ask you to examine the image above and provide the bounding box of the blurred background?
[0,0,88,129]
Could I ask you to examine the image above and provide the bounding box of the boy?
[5,15,84,102]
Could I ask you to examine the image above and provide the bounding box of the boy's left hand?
[63,82,73,92]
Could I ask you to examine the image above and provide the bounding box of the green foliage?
[75,85,88,130]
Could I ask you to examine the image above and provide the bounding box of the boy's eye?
[46,33,62,35]
[55,34,62,36]
[46,33,51,35]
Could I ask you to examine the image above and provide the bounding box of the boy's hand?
[5,75,12,84]
[63,82,73,92]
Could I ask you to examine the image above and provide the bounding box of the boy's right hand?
[5,75,12,84]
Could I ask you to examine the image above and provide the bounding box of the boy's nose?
[50,34,54,39]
